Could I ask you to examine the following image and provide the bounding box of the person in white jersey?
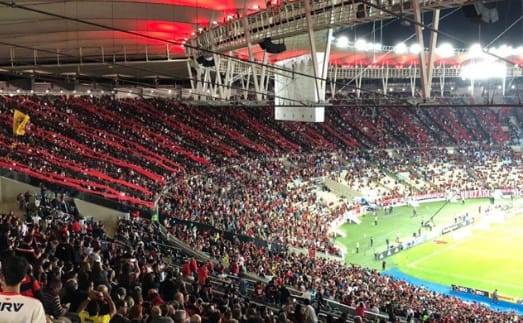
[0,255,47,322]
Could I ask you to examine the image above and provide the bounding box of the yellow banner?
[13,110,30,136]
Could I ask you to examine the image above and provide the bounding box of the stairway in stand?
[323,177,361,200]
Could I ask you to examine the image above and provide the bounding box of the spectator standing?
[197,263,208,286]
[0,255,46,322]
[355,302,365,318]
[303,299,318,323]
[150,305,174,323]
[55,236,75,265]
[41,278,73,323]
[15,235,42,266]
[109,300,131,323]
[20,263,43,300]
[0,223,12,258]
[492,289,499,303]
[77,288,116,323]
[62,279,85,313]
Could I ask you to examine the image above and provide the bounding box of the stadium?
[0,0,522,322]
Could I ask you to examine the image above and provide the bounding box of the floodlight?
[394,43,408,55]
[370,43,382,51]
[409,44,422,55]
[355,39,367,51]
[436,43,455,58]
[495,45,513,58]
[467,43,484,58]
[336,36,349,48]
[461,60,506,80]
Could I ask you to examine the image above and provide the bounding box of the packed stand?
[159,153,348,256]
[2,95,522,209]
[3,195,326,323]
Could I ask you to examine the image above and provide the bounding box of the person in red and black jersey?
[15,235,42,266]
[19,263,42,300]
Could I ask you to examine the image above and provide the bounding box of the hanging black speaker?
[267,43,286,54]
[259,37,286,54]
[259,38,272,50]
[196,55,215,67]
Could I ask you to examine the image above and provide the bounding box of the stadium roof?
[0,0,520,87]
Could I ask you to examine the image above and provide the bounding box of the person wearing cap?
[0,255,47,322]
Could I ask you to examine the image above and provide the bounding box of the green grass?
[335,198,523,299]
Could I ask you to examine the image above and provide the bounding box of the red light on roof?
[127,0,237,11]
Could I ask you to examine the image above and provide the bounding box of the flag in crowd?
[13,109,30,136]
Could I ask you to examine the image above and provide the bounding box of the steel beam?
[413,0,428,99]
[193,0,486,53]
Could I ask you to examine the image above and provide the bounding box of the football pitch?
[335,197,523,300]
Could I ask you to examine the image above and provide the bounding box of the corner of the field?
[383,267,523,315]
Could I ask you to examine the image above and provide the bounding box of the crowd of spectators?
[326,145,522,204]
[159,153,349,255]
[159,143,521,258]
[1,95,521,209]
[1,95,523,322]
[1,195,344,323]
[2,189,522,323]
